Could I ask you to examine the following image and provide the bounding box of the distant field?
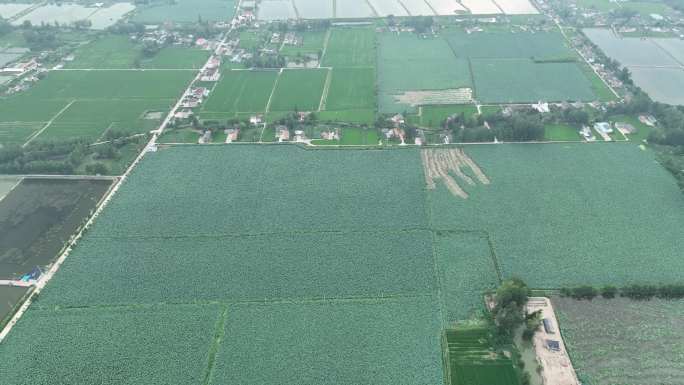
[471,59,597,103]
[268,68,327,112]
[201,70,278,117]
[324,67,375,111]
[0,70,192,144]
[555,297,684,385]
[445,30,574,60]
[321,27,376,67]
[132,0,236,23]
[378,33,472,113]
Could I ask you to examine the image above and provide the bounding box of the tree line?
[560,284,684,301]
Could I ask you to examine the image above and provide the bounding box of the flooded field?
[584,28,684,104]
[336,0,376,18]
[294,0,332,19]
[0,178,112,279]
[0,3,31,19]
[258,0,297,20]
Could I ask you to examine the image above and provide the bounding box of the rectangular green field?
[378,33,472,113]
[22,70,194,100]
[428,143,684,288]
[132,0,236,23]
[201,70,278,116]
[39,99,173,141]
[321,27,376,67]
[38,230,437,306]
[434,232,500,322]
[323,67,375,111]
[211,298,444,385]
[445,30,574,60]
[471,59,597,103]
[417,105,479,128]
[65,35,139,69]
[268,68,327,112]
[0,304,222,385]
[75,145,429,237]
[317,109,375,124]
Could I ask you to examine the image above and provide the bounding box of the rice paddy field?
[555,297,684,385]
[0,69,193,144]
[446,327,520,385]
[11,2,135,30]
[200,70,278,119]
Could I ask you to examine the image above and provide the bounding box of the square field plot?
[321,27,376,67]
[38,230,437,306]
[428,144,684,288]
[211,298,444,385]
[0,304,222,385]
[471,59,596,103]
[201,70,278,116]
[269,68,328,111]
[324,67,375,111]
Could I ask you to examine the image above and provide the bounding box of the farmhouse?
[614,122,636,135]
[276,125,290,142]
[594,122,612,134]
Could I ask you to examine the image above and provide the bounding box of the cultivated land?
[555,297,684,385]
[324,67,375,111]
[0,178,112,279]
[200,70,278,118]
[0,70,193,144]
[65,36,210,69]
[268,68,328,111]
[446,327,520,385]
[131,0,236,23]
[321,27,376,68]
[429,143,684,288]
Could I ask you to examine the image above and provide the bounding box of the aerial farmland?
[1,1,684,385]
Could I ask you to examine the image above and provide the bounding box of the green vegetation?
[321,27,375,67]
[201,70,278,118]
[269,69,327,112]
[471,59,596,103]
[324,67,375,111]
[279,30,326,57]
[429,144,684,288]
[212,298,444,385]
[132,0,236,23]
[544,123,580,141]
[417,105,479,128]
[434,232,500,322]
[0,304,223,385]
[446,327,520,385]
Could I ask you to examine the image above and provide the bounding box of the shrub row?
[559,284,684,301]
